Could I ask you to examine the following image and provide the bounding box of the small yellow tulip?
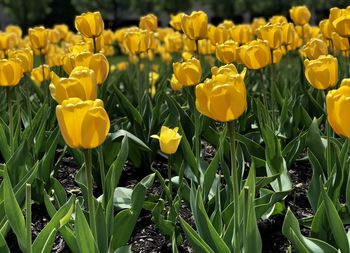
[75,11,104,38]
[54,24,69,40]
[75,52,109,85]
[0,58,23,86]
[0,32,17,51]
[183,36,197,52]
[326,85,350,138]
[289,5,311,26]
[319,19,335,40]
[302,38,328,60]
[151,126,182,155]
[329,7,350,38]
[170,13,184,31]
[220,20,235,30]
[5,25,22,38]
[257,24,283,49]
[164,32,183,52]
[281,23,295,46]
[304,55,338,90]
[238,40,271,70]
[139,14,158,32]
[173,58,202,87]
[269,15,288,25]
[123,28,154,54]
[31,64,50,87]
[198,39,215,55]
[169,74,183,91]
[230,24,253,44]
[215,40,239,64]
[62,53,76,75]
[195,65,247,122]
[48,28,61,44]
[56,98,110,149]
[332,32,350,52]
[181,11,208,40]
[252,18,267,34]
[28,26,48,50]
[207,24,229,45]
[8,48,33,73]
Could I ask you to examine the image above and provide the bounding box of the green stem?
[26,183,32,253]
[93,37,97,54]
[326,120,332,177]
[243,186,249,252]
[168,155,173,204]
[98,146,106,205]
[7,88,14,155]
[228,121,240,252]
[190,86,201,175]
[83,149,97,239]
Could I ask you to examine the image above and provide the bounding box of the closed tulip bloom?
[230,24,253,44]
[139,14,158,32]
[220,20,235,30]
[326,85,350,138]
[123,28,154,54]
[75,11,104,38]
[164,32,183,52]
[151,126,182,155]
[183,36,197,52]
[5,25,22,38]
[281,23,295,45]
[289,6,311,25]
[30,64,50,87]
[257,24,282,49]
[29,26,48,50]
[269,15,288,25]
[173,58,202,86]
[304,55,338,90]
[75,52,109,85]
[238,40,271,69]
[170,74,183,91]
[252,18,267,34]
[319,19,335,40]
[181,11,208,40]
[211,64,239,76]
[103,29,114,45]
[0,58,23,86]
[0,32,17,51]
[332,32,350,51]
[170,12,184,31]
[48,29,61,44]
[54,24,69,39]
[62,53,76,75]
[182,51,193,61]
[195,65,247,122]
[207,24,229,45]
[272,48,284,64]
[216,40,239,64]
[198,39,215,55]
[340,78,350,87]
[56,98,110,149]
[302,38,328,60]
[8,48,33,73]
[329,7,350,38]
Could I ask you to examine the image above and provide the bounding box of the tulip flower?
[319,19,335,40]
[173,58,202,87]
[238,40,271,69]
[62,53,76,75]
[5,25,22,38]
[252,18,267,34]
[332,32,349,52]
[304,55,338,90]
[183,36,197,52]
[31,64,50,87]
[0,58,23,86]
[198,39,215,55]
[215,40,239,64]
[54,24,69,40]
[75,52,109,85]
[151,126,182,155]
[75,11,104,38]
[56,98,110,149]
[0,32,17,51]
[207,24,229,45]
[8,48,33,73]
[329,7,350,38]
[281,23,296,46]
[257,24,283,49]
[49,66,97,104]
[230,24,253,44]
[164,32,183,53]
[181,11,208,40]
[123,28,155,54]
[326,84,350,138]
[170,12,184,31]
[169,74,183,91]
[289,5,311,25]
[302,38,328,60]
[195,64,247,122]
[269,15,288,25]
[220,20,235,30]
[139,14,158,32]
[28,26,48,51]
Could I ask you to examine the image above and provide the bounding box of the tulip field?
[1,4,350,253]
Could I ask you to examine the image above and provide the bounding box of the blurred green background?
[0,0,348,32]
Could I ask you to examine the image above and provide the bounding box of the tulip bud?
[123,28,154,54]
[238,40,271,69]
[139,14,158,32]
[0,32,17,51]
[195,65,247,122]
[252,18,267,34]
[56,98,110,149]
[151,126,182,155]
[319,19,335,40]
[8,48,33,73]
[62,53,76,75]
[219,20,235,30]
[329,7,350,38]
[173,58,202,87]
[207,24,229,45]
[48,29,61,44]
[183,36,197,52]
[170,13,184,31]
[289,5,311,26]
[269,15,288,25]
[75,52,109,85]
[54,24,69,40]
[0,58,23,86]
[169,74,183,91]
[230,24,253,44]
[5,25,22,38]
[302,38,328,60]
[332,32,350,52]
[164,32,183,52]
[29,26,49,50]
[198,39,215,55]
[31,64,50,87]
[257,24,283,49]
[181,11,208,40]
[75,11,104,38]
[215,40,239,64]
[304,55,338,90]
[281,23,295,45]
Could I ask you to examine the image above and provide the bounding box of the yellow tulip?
[56,98,110,149]
[219,20,235,30]
[182,51,193,61]
[195,65,247,122]
[340,78,350,87]
[161,52,172,63]
[31,64,50,87]
[103,29,114,45]
[170,12,184,31]
[198,39,215,55]
[173,58,202,87]
[50,66,97,104]
[5,25,22,38]
[319,19,335,40]
[75,52,109,85]
[75,11,104,38]
[151,126,182,155]
[302,38,328,60]
[183,36,197,52]
[252,18,267,34]
[272,48,284,64]
[257,24,282,49]
[8,48,33,73]
[139,14,158,32]
[326,85,350,138]
[289,5,311,25]
[123,28,154,54]
[269,15,288,25]
[116,62,128,71]
[281,23,295,45]
[0,58,23,86]
[181,11,208,40]
[46,45,65,67]
[211,64,240,76]
[207,24,229,45]
[149,71,159,86]
[48,28,61,44]
[238,40,271,70]
[164,32,183,52]
[62,53,76,75]
[304,55,338,90]
[0,32,17,51]
[28,26,48,50]
[329,7,350,38]
[215,40,239,64]
[230,24,253,44]
[54,24,69,40]
[332,32,350,52]
[170,74,183,91]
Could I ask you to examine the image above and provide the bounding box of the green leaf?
[0,231,10,253]
[109,130,150,151]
